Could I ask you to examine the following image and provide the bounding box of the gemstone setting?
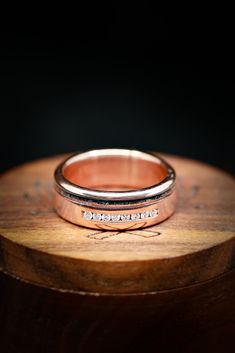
[150,208,158,217]
[92,213,102,221]
[131,213,141,220]
[111,214,121,222]
[82,208,159,222]
[101,213,111,222]
[83,211,93,220]
[120,214,131,221]
[141,211,149,219]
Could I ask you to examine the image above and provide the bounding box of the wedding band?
[53,149,177,230]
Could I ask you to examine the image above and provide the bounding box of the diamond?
[92,213,102,221]
[131,213,141,220]
[101,214,111,222]
[84,209,158,222]
[83,211,93,220]
[111,214,121,222]
[150,209,158,218]
[120,214,131,221]
[141,211,149,219]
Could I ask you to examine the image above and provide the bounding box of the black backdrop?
[0,26,234,175]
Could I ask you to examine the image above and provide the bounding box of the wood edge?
[1,231,235,294]
[1,262,235,298]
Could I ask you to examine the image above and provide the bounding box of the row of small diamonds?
[83,209,158,222]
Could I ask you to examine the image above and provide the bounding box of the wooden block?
[0,153,235,294]
[1,153,235,353]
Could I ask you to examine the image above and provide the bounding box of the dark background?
[0,22,234,175]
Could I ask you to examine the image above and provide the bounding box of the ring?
[53,149,177,230]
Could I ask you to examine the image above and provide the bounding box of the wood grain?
[0,153,235,293]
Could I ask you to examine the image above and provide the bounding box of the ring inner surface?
[63,155,168,192]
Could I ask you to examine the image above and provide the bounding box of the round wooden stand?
[0,153,235,352]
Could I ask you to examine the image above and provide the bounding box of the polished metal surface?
[54,149,177,230]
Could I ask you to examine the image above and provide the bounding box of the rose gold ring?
[53,149,177,230]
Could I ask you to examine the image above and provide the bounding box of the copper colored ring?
[53,149,177,230]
